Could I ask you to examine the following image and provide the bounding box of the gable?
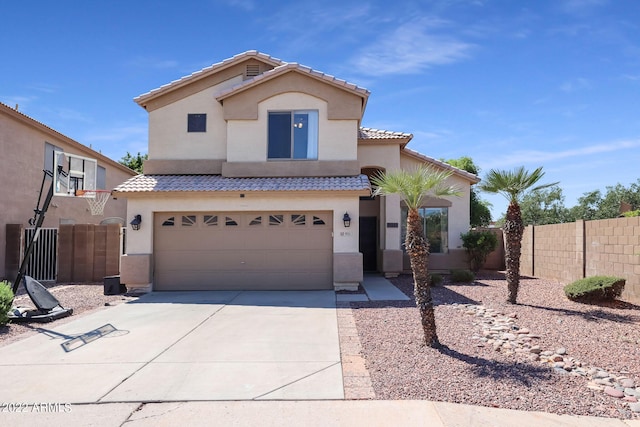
[220,70,366,121]
[139,59,279,112]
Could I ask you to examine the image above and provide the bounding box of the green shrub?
[450,269,475,283]
[0,280,14,326]
[429,273,443,286]
[460,230,498,272]
[622,210,640,217]
[564,276,625,302]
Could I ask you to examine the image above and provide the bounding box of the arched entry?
[360,167,384,271]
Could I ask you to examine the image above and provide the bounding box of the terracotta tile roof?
[358,127,413,140]
[216,62,370,101]
[113,174,371,194]
[134,51,285,105]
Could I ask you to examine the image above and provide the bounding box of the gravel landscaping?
[0,283,136,347]
[2,273,639,419]
[351,272,640,419]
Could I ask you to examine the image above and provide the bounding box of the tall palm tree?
[479,166,557,304]
[371,166,461,347]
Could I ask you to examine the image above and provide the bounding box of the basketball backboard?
[53,151,97,197]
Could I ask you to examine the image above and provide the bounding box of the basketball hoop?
[76,189,112,216]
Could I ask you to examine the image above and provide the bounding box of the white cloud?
[84,124,147,143]
[55,108,93,123]
[484,139,640,168]
[224,0,255,11]
[351,18,473,76]
[560,77,592,92]
[0,95,36,110]
[560,0,608,15]
[127,57,179,70]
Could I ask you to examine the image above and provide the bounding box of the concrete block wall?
[516,217,640,304]
[584,217,640,302]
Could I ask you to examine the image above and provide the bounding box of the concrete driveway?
[0,290,343,404]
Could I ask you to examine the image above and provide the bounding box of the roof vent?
[245,64,260,78]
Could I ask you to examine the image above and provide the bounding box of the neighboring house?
[0,102,137,281]
[113,51,479,292]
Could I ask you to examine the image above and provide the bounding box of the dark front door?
[359,216,378,271]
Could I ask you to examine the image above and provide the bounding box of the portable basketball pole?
[12,166,64,294]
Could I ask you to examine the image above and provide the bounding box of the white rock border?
[452,303,640,413]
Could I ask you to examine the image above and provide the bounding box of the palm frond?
[371,165,462,209]
[478,166,558,203]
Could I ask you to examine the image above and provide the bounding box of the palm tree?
[479,166,557,304]
[371,166,461,347]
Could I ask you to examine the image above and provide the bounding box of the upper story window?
[268,110,318,160]
[187,113,207,132]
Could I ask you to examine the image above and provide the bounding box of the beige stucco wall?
[226,92,358,163]
[0,108,135,280]
[148,75,243,160]
[399,153,472,251]
[124,193,360,254]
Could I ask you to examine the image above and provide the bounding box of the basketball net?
[76,190,112,216]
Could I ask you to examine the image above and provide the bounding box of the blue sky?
[2,0,639,218]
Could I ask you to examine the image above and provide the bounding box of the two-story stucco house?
[113,51,479,292]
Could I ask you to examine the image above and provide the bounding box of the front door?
[359,216,378,271]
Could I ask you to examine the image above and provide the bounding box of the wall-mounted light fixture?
[130,214,142,231]
[342,212,351,228]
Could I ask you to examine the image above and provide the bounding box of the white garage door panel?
[154,212,333,290]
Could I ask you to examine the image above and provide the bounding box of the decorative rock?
[552,362,565,369]
[621,378,635,388]
[587,383,604,391]
[594,371,610,379]
[517,328,530,334]
[551,355,564,362]
[529,346,542,354]
[604,386,624,398]
[629,402,640,413]
[624,388,636,396]
[502,333,517,341]
[556,347,567,355]
[624,396,638,403]
[541,350,554,357]
[528,354,540,362]
[595,378,613,386]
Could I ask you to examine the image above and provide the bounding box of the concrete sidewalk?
[361,274,410,301]
[2,400,639,426]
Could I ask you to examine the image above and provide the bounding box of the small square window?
[187,114,207,132]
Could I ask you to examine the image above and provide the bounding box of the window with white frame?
[268,110,318,159]
[400,207,449,254]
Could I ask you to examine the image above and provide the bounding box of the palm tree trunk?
[503,201,524,303]
[406,209,439,347]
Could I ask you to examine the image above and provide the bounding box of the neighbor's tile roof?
[358,127,413,140]
[216,62,369,101]
[113,174,371,193]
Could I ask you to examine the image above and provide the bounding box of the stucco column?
[381,194,403,276]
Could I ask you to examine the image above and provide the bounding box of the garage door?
[154,211,333,290]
